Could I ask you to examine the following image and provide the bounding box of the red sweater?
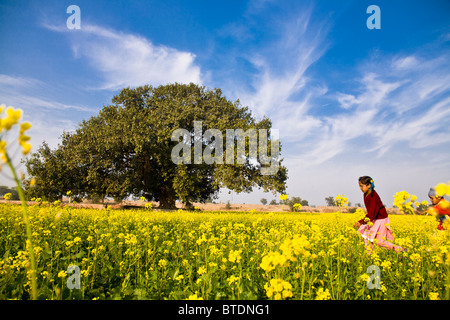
[358,190,388,224]
[434,199,450,230]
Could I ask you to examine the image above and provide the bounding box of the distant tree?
[325,196,335,206]
[22,142,73,202]
[0,186,19,200]
[260,198,268,205]
[269,199,278,205]
[287,196,309,211]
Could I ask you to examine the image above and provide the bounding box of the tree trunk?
[183,201,193,210]
[157,185,177,209]
[158,196,176,209]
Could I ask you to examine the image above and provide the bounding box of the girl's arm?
[358,193,380,224]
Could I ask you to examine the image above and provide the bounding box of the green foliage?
[0,186,19,200]
[22,142,70,202]
[286,196,308,211]
[325,196,335,207]
[24,83,287,208]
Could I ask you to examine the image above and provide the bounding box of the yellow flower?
[435,183,448,197]
[360,274,370,282]
[315,287,331,300]
[174,274,184,281]
[145,203,152,209]
[335,194,349,209]
[65,240,74,248]
[0,146,7,165]
[380,260,392,270]
[1,106,32,156]
[264,279,293,300]
[282,289,293,299]
[227,275,240,286]
[20,142,32,155]
[260,251,287,272]
[440,200,450,210]
[429,292,440,300]
[57,270,67,278]
[197,266,207,275]
[186,294,203,300]
[158,259,168,268]
[380,284,387,294]
[228,249,242,263]
[1,107,22,130]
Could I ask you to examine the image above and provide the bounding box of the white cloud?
[231,8,330,142]
[337,93,359,110]
[300,49,450,163]
[0,74,92,113]
[44,23,202,90]
[370,96,450,154]
[0,73,91,179]
[0,74,43,88]
[391,55,419,71]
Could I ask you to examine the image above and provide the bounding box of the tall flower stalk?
[279,194,288,212]
[0,104,37,299]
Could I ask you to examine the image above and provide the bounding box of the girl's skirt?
[358,217,403,251]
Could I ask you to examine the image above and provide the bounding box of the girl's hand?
[353,221,361,230]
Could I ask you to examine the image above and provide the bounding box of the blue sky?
[1,0,449,206]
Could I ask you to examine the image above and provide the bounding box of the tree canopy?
[24,83,287,208]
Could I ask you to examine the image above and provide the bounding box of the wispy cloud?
[0,74,92,113]
[306,50,450,163]
[43,23,203,90]
[226,5,450,167]
[0,73,91,162]
[229,5,331,139]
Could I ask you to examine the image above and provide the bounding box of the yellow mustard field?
[0,204,448,300]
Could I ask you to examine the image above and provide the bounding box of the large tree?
[25,83,287,208]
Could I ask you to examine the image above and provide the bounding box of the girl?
[353,176,405,252]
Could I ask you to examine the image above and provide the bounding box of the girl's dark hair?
[359,176,372,186]
[359,176,375,196]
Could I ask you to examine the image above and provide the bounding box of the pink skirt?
[358,217,394,244]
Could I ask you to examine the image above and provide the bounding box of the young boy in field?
[427,188,450,230]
